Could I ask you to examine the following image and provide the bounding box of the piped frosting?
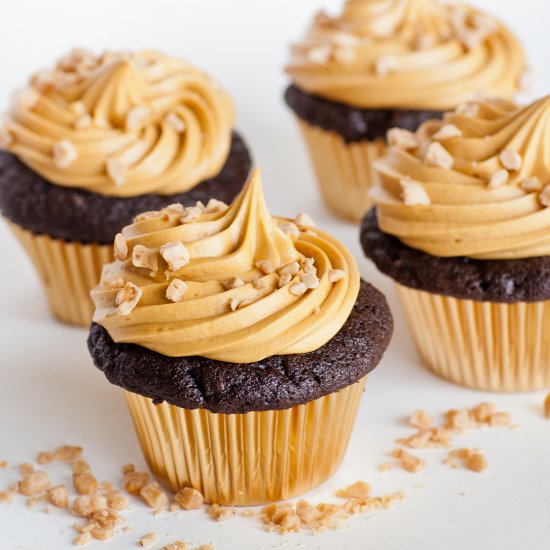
[1,49,234,196]
[286,0,526,110]
[92,169,360,362]
[373,95,550,260]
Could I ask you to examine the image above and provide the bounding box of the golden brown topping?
[115,283,142,316]
[378,463,392,473]
[73,472,98,496]
[174,487,204,510]
[445,409,478,431]
[261,489,405,535]
[520,177,542,193]
[499,150,522,171]
[113,233,128,261]
[72,460,91,475]
[19,463,34,475]
[37,452,55,465]
[432,124,462,141]
[54,445,83,461]
[289,282,308,297]
[278,220,300,240]
[397,427,452,449]
[387,128,418,150]
[392,449,426,473]
[0,487,17,503]
[74,532,92,546]
[335,481,371,499]
[401,179,431,206]
[295,213,315,227]
[53,139,77,168]
[256,260,275,275]
[207,503,235,521]
[72,496,95,518]
[166,279,188,303]
[90,525,115,541]
[279,261,300,276]
[424,142,454,169]
[124,471,149,495]
[121,464,135,475]
[488,169,509,189]
[133,245,159,271]
[375,54,398,77]
[47,485,69,508]
[446,448,488,473]
[301,271,320,289]
[224,276,245,290]
[160,242,190,271]
[19,471,51,496]
[409,410,433,430]
[105,490,128,511]
[140,482,169,509]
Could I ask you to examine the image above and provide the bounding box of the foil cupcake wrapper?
[296,119,385,223]
[396,284,550,392]
[124,377,367,506]
[8,222,112,327]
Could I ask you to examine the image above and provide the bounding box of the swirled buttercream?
[286,0,525,110]
[373,95,550,260]
[1,49,234,196]
[91,168,360,362]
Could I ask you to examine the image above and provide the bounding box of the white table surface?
[0,1,549,548]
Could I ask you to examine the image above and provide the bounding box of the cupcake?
[361,95,550,392]
[285,0,526,222]
[0,49,251,326]
[88,168,393,505]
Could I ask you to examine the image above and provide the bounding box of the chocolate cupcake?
[0,49,251,326]
[88,169,392,505]
[361,95,550,392]
[285,0,526,222]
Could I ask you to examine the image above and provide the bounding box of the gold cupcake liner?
[296,119,386,223]
[8,222,112,327]
[124,377,367,506]
[396,284,550,392]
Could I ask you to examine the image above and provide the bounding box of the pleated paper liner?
[296,119,386,223]
[8,222,113,327]
[396,284,550,392]
[124,376,367,506]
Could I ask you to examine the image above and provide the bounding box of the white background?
[0,1,549,549]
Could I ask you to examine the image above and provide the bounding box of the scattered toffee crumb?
[261,489,406,535]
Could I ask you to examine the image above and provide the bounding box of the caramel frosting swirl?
[373,96,550,260]
[286,0,526,110]
[91,169,360,362]
[1,49,234,196]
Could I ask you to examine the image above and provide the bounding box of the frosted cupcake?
[88,169,393,505]
[285,0,526,222]
[0,49,251,326]
[361,95,550,392]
